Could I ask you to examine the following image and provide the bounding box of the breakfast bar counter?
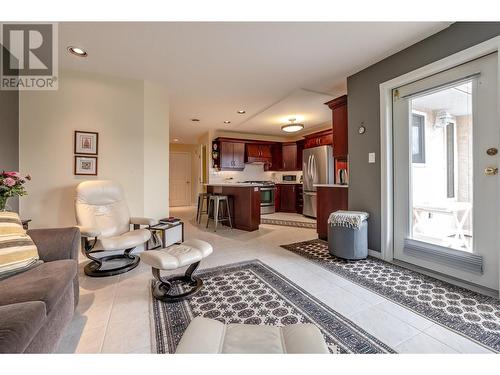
[206,184,261,231]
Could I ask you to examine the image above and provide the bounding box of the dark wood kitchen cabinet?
[246,143,273,169]
[296,185,303,214]
[206,185,260,231]
[316,186,348,240]
[281,142,298,171]
[270,141,302,171]
[325,95,348,159]
[303,129,333,149]
[246,144,272,160]
[296,140,304,170]
[279,184,298,213]
[271,143,283,171]
[220,140,245,170]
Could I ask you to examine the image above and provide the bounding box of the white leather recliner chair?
[175,317,329,353]
[75,180,157,277]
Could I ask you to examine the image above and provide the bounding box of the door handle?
[485,167,498,176]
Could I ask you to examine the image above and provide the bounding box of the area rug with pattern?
[150,260,395,354]
[280,239,500,352]
[260,218,316,229]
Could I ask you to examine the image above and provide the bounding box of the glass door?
[393,53,499,291]
[409,81,473,252]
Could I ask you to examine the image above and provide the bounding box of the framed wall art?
[74,131,99,155]
[74,156,98,175]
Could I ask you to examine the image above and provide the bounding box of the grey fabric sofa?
[0,227,80,353]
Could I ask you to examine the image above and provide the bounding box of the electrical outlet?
[369,152,376,163]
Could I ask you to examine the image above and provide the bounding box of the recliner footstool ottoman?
[175,317,330,354]
[140,239,213,302]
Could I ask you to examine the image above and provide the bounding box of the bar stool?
[196,192,211,224]
[206,195,232,232]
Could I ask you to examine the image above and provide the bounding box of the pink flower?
[4,177,16,187]
[4,171,20,178]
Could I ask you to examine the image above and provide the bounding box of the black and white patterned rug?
[260,218,316,229]
[150,260,395,354]
[281,239,500,352]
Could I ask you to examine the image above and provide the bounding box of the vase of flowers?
[0,171,31,211]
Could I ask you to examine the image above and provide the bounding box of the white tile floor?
[56,206,494,354]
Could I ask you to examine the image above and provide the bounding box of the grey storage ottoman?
[328,211,369,260]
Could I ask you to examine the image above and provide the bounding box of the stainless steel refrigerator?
[302,145,334,218]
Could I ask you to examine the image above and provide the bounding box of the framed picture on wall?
[74,156,98,175]
[74,131,99,155]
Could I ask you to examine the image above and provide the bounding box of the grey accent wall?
[347,22,500,252]
[0,89,19,212]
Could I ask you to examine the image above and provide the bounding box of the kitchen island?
[314,184,348,240]
[206,184,262,231]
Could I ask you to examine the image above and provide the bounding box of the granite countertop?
[313,184,349,188]
[276,181,303,185]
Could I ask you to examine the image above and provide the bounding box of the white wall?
[19,70,169,228]
[143,81,170,218]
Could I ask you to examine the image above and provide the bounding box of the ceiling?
[231,88,334,137]
[58,22,452,143]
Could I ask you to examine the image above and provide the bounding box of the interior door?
[393,53,499,291]
[169,152,191,207]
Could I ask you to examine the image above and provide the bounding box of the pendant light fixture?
[281,118,304,133]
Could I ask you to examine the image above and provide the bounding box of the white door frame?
[379,36,500,291]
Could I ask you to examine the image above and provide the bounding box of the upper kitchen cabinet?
[270,141,302,171]
[246,143,273,168]
[281,142,297,171]
[296,139,304,170]
[303,129,333,149]
[218,139,245,170]
[325,95,348,158]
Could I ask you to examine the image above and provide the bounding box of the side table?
[22,219,32,230]
[147,221,184,249]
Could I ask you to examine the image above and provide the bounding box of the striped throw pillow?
[0,212,40,278]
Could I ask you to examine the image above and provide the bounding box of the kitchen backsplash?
[209,163,302,184]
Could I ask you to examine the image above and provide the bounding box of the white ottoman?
[175,317,330,354]
[141,239,213,302]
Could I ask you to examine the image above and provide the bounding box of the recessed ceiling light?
[67,46,87,57]
[223,120,231,124]
[237,110,246,114]
[172,138,180,142]
[191,118,200,122]
[281,118,304,133]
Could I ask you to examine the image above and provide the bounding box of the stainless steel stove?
[239,181,276,214]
